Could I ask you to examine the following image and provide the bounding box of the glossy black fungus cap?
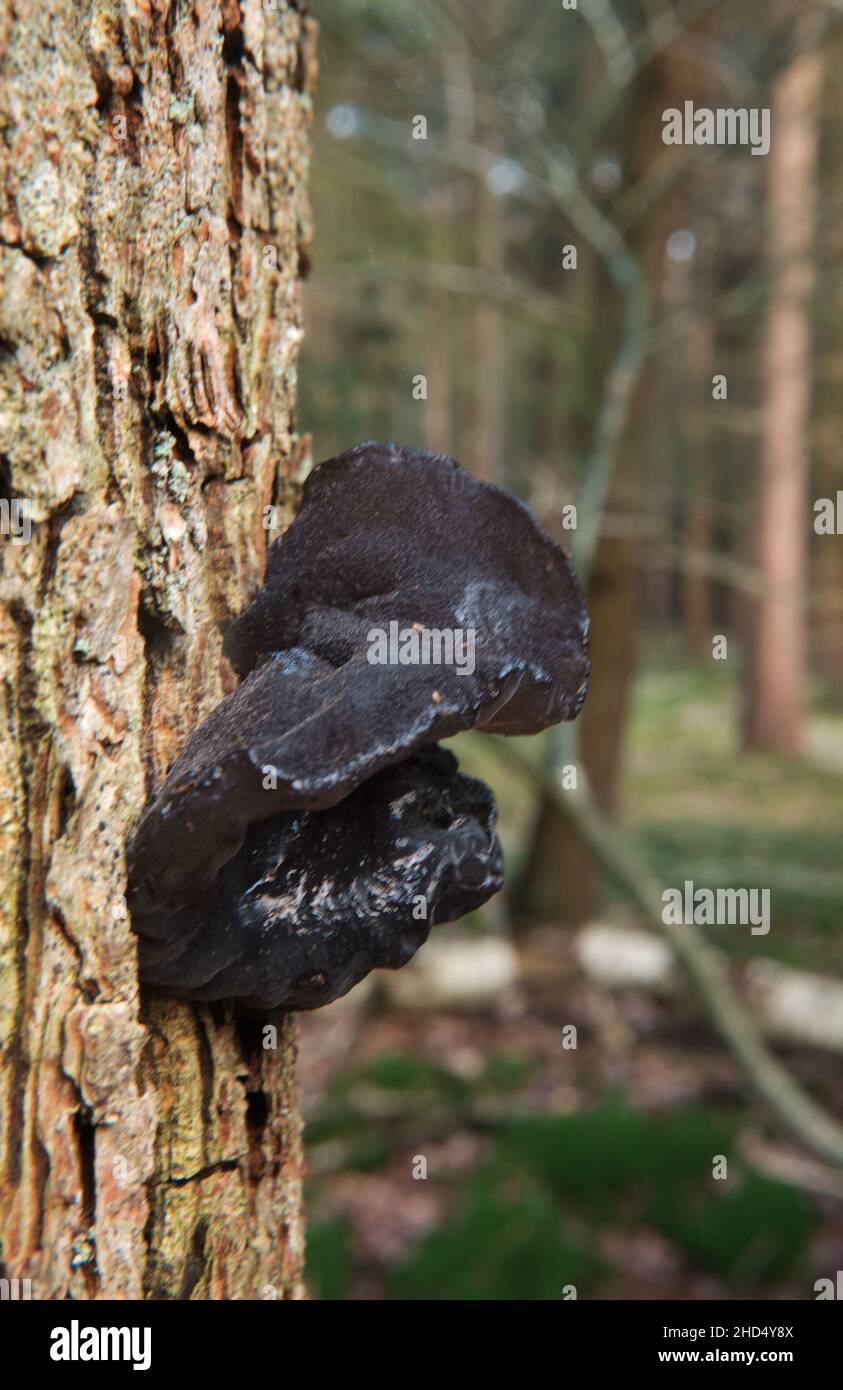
[127,442,589,924]
[135,746,503,1011]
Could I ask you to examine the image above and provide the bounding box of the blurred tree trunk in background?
[468,123,506,485]
[743,9,824,752]
[683,313,717,659]
[811,24,843,694]
[0,0,314,1298]
[424,259,455,455]
[424,40,472,457]
[515,32,699,929]
[813,360,843,690]
[465,0,509,489]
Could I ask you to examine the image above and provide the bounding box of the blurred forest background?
[296,0,843,1299]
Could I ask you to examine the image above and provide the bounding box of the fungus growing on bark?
[127,441,589,1010]
[135,746,503,1011]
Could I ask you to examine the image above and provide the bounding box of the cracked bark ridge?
[127,443,589,1011]
[0,1,315,1300]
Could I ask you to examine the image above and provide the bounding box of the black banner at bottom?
[4,1296,840,1377]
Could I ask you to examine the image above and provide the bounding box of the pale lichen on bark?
[0,0,316,1299]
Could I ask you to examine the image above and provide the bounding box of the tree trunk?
[743,11,823,752]
[514,41,683,929]
[0,0,316,1300]
[682,315,717,660]
[468,130,506,487]
[812,362,843,691]
[812,25,843,695]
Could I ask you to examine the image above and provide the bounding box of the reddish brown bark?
[0,0,316,1299]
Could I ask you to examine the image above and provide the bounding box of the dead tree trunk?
[0,0,316,1299]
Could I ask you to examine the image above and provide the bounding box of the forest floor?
[298,655,843,1300]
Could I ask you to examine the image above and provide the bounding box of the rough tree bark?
[0,0,316,1299]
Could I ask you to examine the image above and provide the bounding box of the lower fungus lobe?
[134,747,503,1011]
